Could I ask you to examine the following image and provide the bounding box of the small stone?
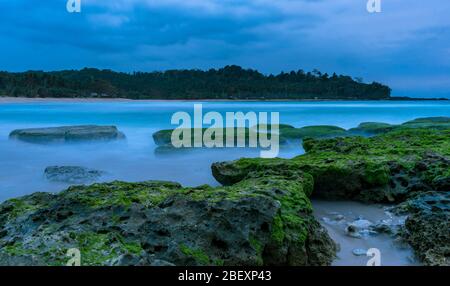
[352,248,367,256]
[334,215,345,221]
[349,219,372,230]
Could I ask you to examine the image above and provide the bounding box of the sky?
[0,0,449,98]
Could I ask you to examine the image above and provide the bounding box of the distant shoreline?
[0,96,448,104]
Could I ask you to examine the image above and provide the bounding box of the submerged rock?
[44,166,104,184]
[0,170,336,266]
[9,125,125,143]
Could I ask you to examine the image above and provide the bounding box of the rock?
[211,124,449,266]
[371,217,405,236]
[348,122,395,135]
[110,253,145,266]
[150,259,176,266]
[44,166,104,184]
[334,215,345,221]
[371,222,395,235]
[403,192,450,266]
[321,214,345,225]
[152,127,288,148]
[9,125,125,143]
[345,219,373,238]
[402,117,450,125]
[213,128,450,203]
[280,125,347,141]
[346,117,450,136]
[152,129,174,146]
[349,219,372,230]
[0,171,336,266]
[352,248,367,256]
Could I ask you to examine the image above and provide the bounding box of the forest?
[0,65,391,100]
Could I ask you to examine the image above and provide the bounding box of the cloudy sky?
[0,0,449,97]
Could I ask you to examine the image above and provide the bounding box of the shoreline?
[0,96,448,104]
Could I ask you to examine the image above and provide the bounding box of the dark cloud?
[0,0,449,97]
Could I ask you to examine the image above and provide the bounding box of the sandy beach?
[1,96,442,104]
[0,97,138,103]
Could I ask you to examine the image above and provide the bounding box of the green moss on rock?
[0,174,335,266]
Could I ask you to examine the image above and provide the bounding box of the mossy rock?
[402,191,450,266]
[211,125,450,265]
[152,127,287,148]
[348,122,395,135]
[402,117,450,125]
[347,117,450,136]
[213,128,450,202]
[0,173,336,266]
[280,125,347,141]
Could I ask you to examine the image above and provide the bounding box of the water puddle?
[312,200,420,266]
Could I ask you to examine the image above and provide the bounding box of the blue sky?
[0,0,449,98]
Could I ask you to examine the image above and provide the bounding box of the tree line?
[0,65,391,100]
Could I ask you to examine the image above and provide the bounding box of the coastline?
[0,96,448,104]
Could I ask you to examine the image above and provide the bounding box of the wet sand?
[312,200,420,266]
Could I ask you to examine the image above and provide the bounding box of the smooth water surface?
[1,100,449,202]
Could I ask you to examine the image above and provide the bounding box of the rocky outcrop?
[213,128,449,203]
[0,172,336,266]
[44,166,104,184]
[399,192,450,266]
[9,125,125,143]
[212,127,450,265]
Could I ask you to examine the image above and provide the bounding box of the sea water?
[1,100,449,202]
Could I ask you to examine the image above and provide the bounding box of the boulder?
[0,173,336,266]
[44,166,104,184]
[9,125,125,143]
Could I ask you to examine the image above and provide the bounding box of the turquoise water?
[0,100,449,202]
